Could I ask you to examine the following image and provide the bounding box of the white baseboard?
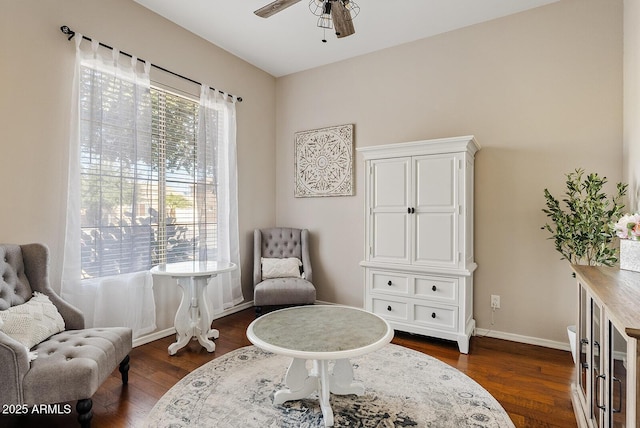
[132,301,255,348]
[133,327,177,347]
[474,327,571,352]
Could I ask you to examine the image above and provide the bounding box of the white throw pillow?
[0,292,65,350]
[261,257,302,279]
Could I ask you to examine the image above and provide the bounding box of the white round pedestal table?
[151,260,236,355]
[246,305,393,427]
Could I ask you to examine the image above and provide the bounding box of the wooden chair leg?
[76,398,92,428]
[119,355,130,385]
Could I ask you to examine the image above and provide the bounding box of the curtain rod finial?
[60,25,75,41]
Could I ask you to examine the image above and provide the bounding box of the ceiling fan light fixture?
[317,1,333,29]
[342,0,360,20]
[317,14,333,30]
[309,0,326,17]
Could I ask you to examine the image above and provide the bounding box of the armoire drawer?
[371,271,409,294]
[414,275,458,303]
[371,297,408,321]
[414,303,458,331]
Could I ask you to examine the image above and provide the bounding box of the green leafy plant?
[542,168,627,266]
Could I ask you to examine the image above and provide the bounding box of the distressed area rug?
[145,344,514,427]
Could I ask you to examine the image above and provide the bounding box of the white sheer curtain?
[198,85,243,313]
[61,35,156,338]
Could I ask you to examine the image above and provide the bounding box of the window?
[79,83,217,279]
[65,38,241,336]
[150,88,217,266]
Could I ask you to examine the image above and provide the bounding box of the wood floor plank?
[0,308,577,427]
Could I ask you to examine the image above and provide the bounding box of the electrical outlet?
[491,295,500,309]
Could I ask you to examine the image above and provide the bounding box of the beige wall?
[0,0,277,330]
[275,0,623,345]
[625,0,640,211]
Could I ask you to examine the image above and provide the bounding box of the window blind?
[79,71,218,279]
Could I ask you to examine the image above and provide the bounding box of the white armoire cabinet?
[357,136,479,353]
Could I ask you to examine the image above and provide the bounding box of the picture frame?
[294,124,354,197]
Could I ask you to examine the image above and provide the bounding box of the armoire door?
[413,154,459,267]
[369,157,411,264]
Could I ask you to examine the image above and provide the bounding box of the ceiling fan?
[254,0,360,40]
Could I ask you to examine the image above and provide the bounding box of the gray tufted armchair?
[0,243,132,428]
[253,228,316,315]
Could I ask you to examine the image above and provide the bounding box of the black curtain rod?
[60,25,242,102]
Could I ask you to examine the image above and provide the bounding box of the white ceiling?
[133,0,560,77]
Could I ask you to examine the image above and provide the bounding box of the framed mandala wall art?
[294,124,354,197]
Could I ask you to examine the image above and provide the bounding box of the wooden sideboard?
[571,265,640,428]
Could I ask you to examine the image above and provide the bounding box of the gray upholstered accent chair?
[0,243,132,428]
[253,228,316,315]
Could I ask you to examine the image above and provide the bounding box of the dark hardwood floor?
[2,308,577,427]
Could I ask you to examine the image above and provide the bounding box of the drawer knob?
[431,312,436,319]
[387,280,392,286]
[387,305,392,312]
[431,285,437,292]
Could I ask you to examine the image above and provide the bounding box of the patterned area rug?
[145,344,514,427]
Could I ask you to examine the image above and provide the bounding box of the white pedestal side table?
[246,305,393,427]
[151,260,236,355]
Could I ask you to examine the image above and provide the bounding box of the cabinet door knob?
[407,207,411,214]
[387,280,392,286]
[387,305,392,311]
[411,207,415,214]
[432,285,437,292]
[431,312,436,319]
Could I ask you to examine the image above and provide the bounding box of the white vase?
[620,239,640,272]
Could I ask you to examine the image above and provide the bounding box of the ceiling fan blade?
[254,0,302,18]
[331,0,355,38]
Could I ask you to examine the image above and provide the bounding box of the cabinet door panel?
[413,155,458,266]
[414,156,456,208]
[372,213,410,262]
[370,158,411,263]
[609,320,628,427]
[592,301,604,427]
[415,212,456,266]
[372,158,410,209]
